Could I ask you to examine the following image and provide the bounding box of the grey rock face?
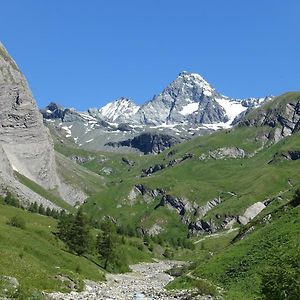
[0,42,59,190]
[209,147,246,159]
[106,132,181,154]
[132,71,227,125]
[0,42,88,208]
[237,202,266,225]
[239,95,300,142]
[41,102,65,120]
[197,197,222,218]
[96,97,140,123]
[188,219,217,235]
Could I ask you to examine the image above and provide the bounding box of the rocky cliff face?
[132,71,228,125]
[105,132,181,154]
[239,92,300,142]
[0,42,59,189]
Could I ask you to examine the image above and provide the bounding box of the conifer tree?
[97,220,117,269]
[68,209,90,255]
[38,203,45,215]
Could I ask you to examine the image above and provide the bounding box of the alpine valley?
[1,42,300,300]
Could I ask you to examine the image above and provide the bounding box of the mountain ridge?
[41,71,272,153]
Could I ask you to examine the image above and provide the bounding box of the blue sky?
[1,1,299,110]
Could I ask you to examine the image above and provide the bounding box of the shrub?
[260,248,300,299]
[194,278,217,296]
[7,216,26,229]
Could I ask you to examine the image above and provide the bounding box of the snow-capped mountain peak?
[98,97,140,122]
[178,71,215,97]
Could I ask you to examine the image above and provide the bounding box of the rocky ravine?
[49,261,208,300]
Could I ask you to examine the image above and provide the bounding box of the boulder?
[238,202,266,225]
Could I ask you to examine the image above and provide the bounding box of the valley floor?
[48,260,202,300]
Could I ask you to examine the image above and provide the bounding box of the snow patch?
[61,126,72,136]
[179,103,199,116]
[215,98,248,126]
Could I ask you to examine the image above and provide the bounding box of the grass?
[77,123,300,243]
[0,204,105,297]
[189,203,300,299]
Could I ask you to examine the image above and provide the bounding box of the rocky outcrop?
[237,202,266,225]
[239,93,300,142]
[121,157,135,166]
[209,147,246,160]
[41,102,65,120]
[0,42,88,208]
[147,223,164,236]
[269,150,300,164]
[126,183,230,235]
[197,197,222,218]
[188,219,217,235]
[142,153,193,176]
[158,194,196,216]
[69,155,95,164]
[0,42,59,190]
[106,132,180,154]
[126,184,164,205]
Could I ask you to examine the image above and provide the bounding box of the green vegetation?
[1,92,300,298]
[96,220,118,270]
[174,195,300,299]
[7,215,26,229]
[58,209,91,255]
[260,248,300,300]
[0,204,104,297]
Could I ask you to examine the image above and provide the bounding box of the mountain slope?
[67,93,299,242]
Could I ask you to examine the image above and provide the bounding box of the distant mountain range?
[41,71,272,153]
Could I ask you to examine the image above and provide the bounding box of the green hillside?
[0,204,104,298]
[168,196,300,299]
[76,124,300,240]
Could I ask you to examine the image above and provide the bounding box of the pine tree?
[68,209,90,255]
[57,213,74,243]
[29,202,38,213]
[97,220,117,269]
[38,204,45,215]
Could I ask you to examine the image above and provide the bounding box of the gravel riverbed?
[49,260,189,300]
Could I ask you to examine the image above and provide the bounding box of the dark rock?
[188,219,217,234]
[41,102,66,120]
[121,157,135,166]
[142,164,165,176]
[118,123,132,132]
[105,132,180,154]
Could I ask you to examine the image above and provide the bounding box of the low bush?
[7,216,26,229]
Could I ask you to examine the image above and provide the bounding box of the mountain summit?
[87,71,269,127]
[42,71,271,153]
[94,97,140,123]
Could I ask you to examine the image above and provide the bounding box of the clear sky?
[1,0,299,110]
